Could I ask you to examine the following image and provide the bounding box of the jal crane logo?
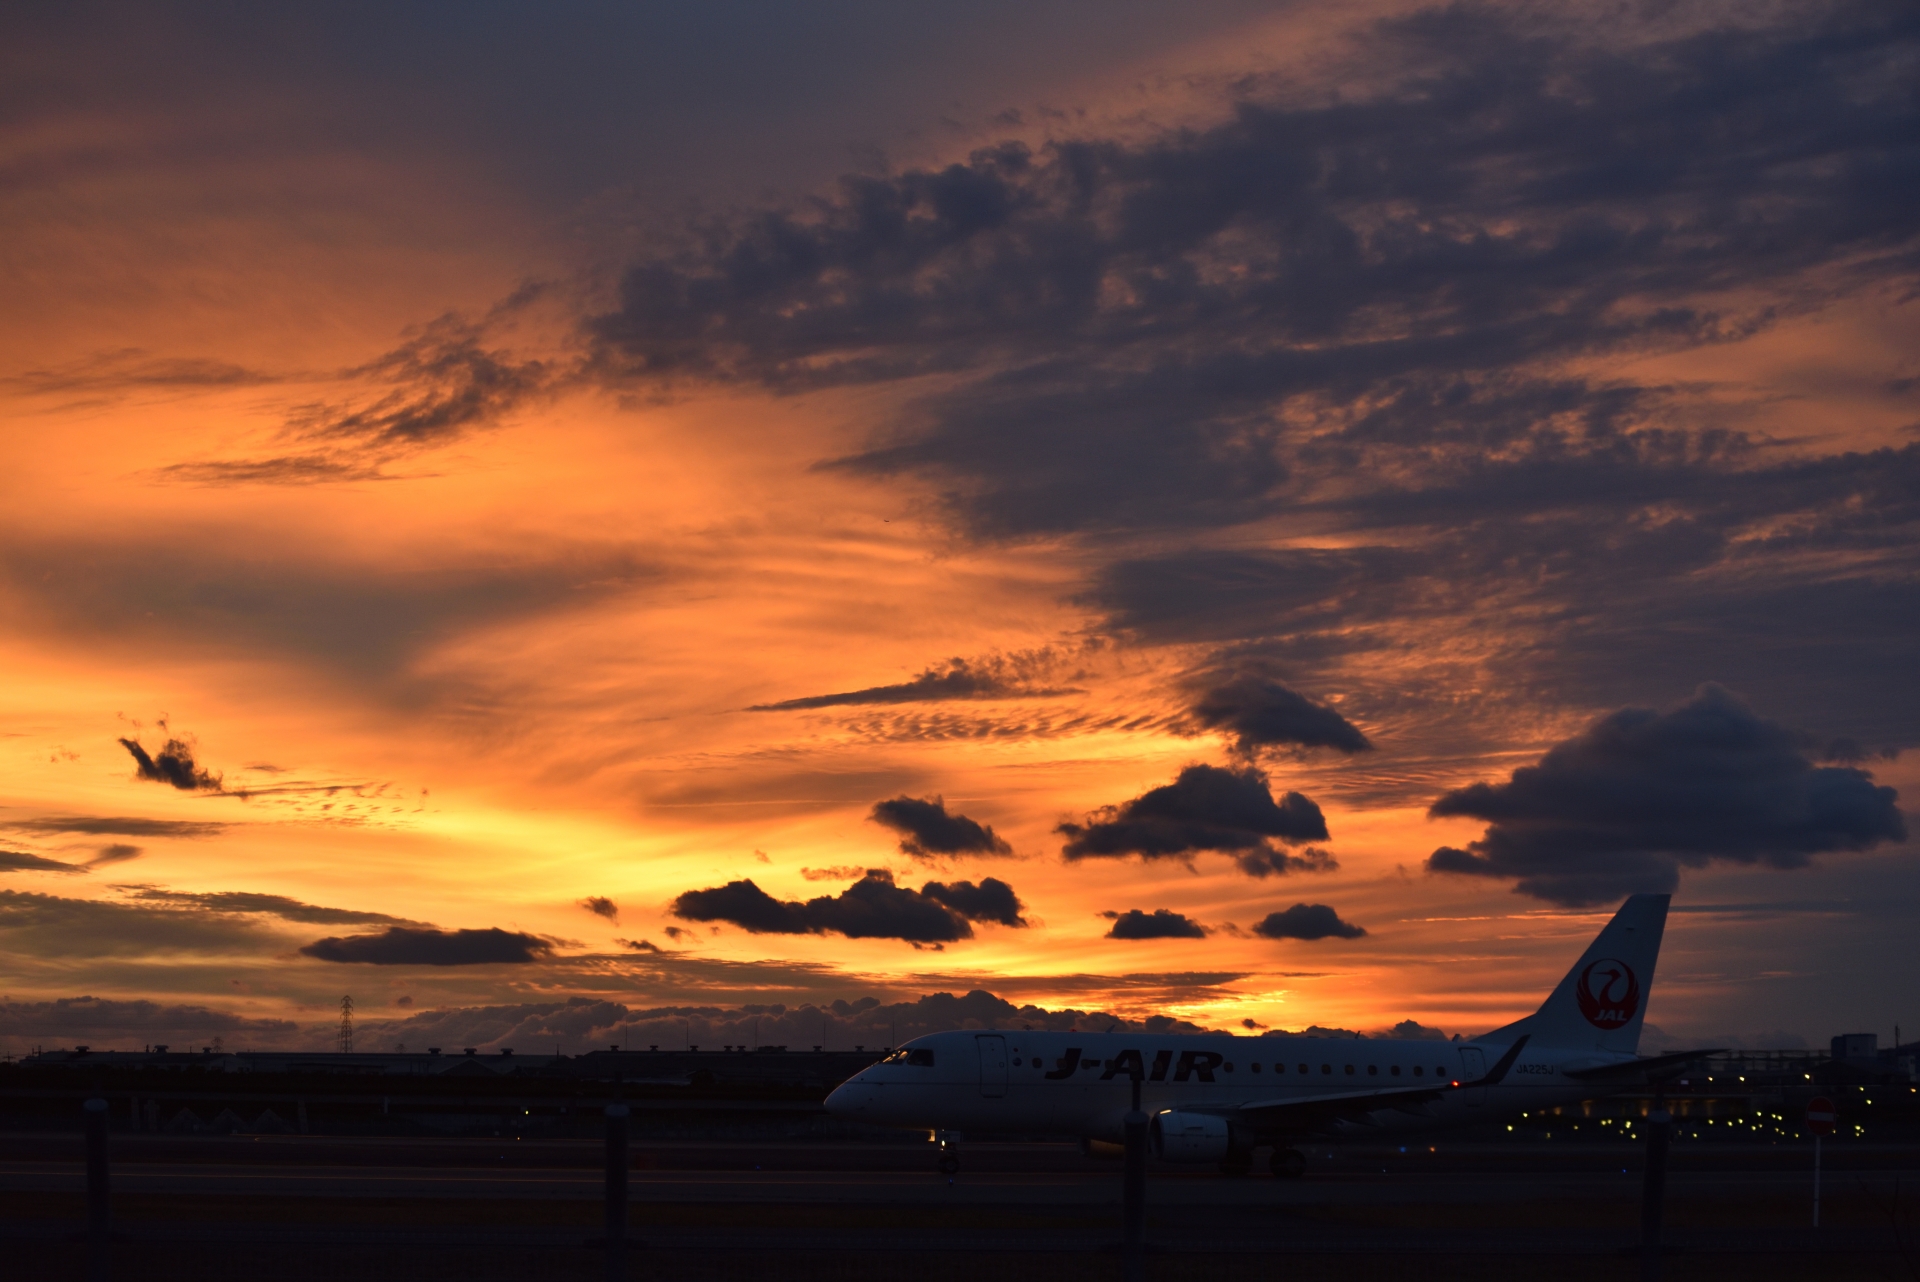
[1574,958,1639,1030]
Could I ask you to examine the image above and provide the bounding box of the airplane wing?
[1227,1036,1530,1130]
[1561,1048,1724,1081]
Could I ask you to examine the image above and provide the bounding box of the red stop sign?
[1805,1096,1836,1135]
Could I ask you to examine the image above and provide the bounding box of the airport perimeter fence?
[3,1046,1916,1143]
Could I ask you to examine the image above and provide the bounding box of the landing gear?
[1269,1147,1306,1179]
[1217,1150,1253,1177]
[936,1130,961,1175]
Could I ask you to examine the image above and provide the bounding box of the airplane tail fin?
[1487,893,1670,1054]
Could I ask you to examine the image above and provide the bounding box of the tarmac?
[4,1134,1916,1280]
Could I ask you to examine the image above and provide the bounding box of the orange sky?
[2,0,1915,1056]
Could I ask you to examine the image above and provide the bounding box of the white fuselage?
[824,1030,1621,1144]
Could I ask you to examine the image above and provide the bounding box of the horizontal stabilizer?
[1562,1048,1723,1081]
[1237,1083,1447,1114]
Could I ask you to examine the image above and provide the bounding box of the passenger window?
[1367,1065,1378,1076]
[1344,1065,1354,1075]
[1321,1064,1331,1074]
[1251,1062,1260,1073]
[1413,1066,1423,1077]
[1224,1062,1234,1072]
[1298,1064,1307,1074]
[1391,1065,1401,1076]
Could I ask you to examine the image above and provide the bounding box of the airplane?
[824,892,1716,1177]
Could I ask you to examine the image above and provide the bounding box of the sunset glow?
[3,0,1914,1058]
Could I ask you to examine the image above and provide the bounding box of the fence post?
[1812,1133,1822,1227]
[84,1097,110,1282]
[1639,1105,1671,1282]
[1122,1077,1147,1282]
[605,1103,630,1281]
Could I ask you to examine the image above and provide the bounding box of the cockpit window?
[881,1047,936,1067]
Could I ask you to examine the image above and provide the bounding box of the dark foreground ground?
[5,1133,1917,1281]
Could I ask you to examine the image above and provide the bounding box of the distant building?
[1832,1033,1878,1060]
[1828,1033,1915,1084]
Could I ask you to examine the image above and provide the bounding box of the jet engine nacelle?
[1149,1110,1231,1162]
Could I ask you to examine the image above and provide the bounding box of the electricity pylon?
[338,995,354,1053]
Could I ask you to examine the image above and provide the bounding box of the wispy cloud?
[750,654,1080,711]
[2,817,228,839]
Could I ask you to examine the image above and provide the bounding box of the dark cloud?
[0,851,82,874]
[1088,547,1410,647]
[1086,440,1920,754]
[668,871,990,940]
[868,795,1013,858]
[589,5,1920,538]
[574,2,1920,764]
[1252,903,1367,941]
[113,888,415,926]
[3,816,229,838]
[299,926,554,965]
[749,655,1077,710]
[621,938,662,954]
[117,737,222,791]
[580,896,619,923]
[1103,908,1208,940]
[1188,668,1372,756]
[919,877,1027,927]
[1058,764,1330,867]
[87,844,143,867]
[670,880,809,934]
[1424,684,1907,906]
[1233,845,1337,879]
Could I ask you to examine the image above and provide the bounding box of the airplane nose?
[824,1079,875,1117]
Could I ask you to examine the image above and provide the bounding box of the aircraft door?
[1459,1047,1487,1105]
[977,1034,1009,1098]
